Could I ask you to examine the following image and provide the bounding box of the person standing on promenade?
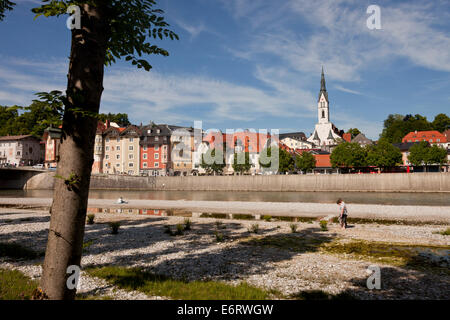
[336,198,348,229]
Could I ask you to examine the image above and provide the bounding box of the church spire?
[318,66,329,102]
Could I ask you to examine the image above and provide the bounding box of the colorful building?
[0,135,42,166]
[140,124,172,176]
[402,130,447,148]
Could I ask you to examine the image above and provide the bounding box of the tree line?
[380,113,450,143]
[0,99,131,138]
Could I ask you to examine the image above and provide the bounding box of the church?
[307,67,343,150]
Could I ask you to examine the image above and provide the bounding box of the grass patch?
[0,242,43,260]
[330,216,444,226]
[0,269,39,300]
[86,266,269,300]
[321,239,450,273]
[319,220,328,231]
[233,214,255,221]
[82,240,95,253]
[242,234,331,253]
[436,228,450,236]
[200,213,227,219]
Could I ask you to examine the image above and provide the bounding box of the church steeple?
[318,66,329,102]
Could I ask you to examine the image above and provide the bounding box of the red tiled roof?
[314,154,331,168]
[402,130,447,143]
[0,135,36,141]
[203,131,276,153]
[343,133,352,142]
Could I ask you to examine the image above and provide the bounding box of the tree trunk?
[40,3,109,300]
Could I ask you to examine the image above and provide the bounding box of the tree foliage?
[366,139,402,168]
[380,113,449,143]
[32,0,179,71]
[346,128,361,139]
[232,152,251,174]
[201,148,226,175]
[0,0,14,21]
[432,113,450,133]
[408,141,448,169]
[98,112,131,127]
[259,147,294,173]
[295,151,316,173]
[330,142,367,168]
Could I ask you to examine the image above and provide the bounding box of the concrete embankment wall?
[19,172,450,192]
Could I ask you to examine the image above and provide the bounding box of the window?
[129,146,133,151]
[322,111,325,118]
[143,163,147,168]
[148,130,151,134]
[155,153,159,159]
[106,155,109,160]
[129,138,133,142]
[117,138,120,142]
[116,155,120,159]
[155,145,159,151]
[106,138,110,142]
[143,154,147,159]
[157,129,160,134]
[143,146,147,151]
[155,162,159,167]
[129,163,134,167]
[129,154,134,159]
[155,137,159,141]
[128,170,134,175]
[106,146,109,151]
[116,163,120,167]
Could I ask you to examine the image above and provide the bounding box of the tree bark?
[40,3,109,300]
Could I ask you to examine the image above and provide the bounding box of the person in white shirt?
[336,198,348,230]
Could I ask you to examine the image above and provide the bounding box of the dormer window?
[322,111,325,118]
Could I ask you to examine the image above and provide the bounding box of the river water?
[0,189,449,206]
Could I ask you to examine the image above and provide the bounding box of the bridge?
[0,168,48,189]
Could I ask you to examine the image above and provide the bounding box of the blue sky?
[0,0,449,140]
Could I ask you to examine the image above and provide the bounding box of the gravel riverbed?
[0,208,449,300]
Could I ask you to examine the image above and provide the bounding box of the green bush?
[262,215,272,222]
[319,220,328,231]
[175,224,184,236]
[109,222,121,235]
[215,221,226,229]
[86,214,95,225]
[215,232,224,242]
[290,223,298,233]
[184,218,192,231]
[248,224,260,234]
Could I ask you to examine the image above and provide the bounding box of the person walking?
[336,198,348,229]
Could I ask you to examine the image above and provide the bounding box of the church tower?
[307,66,342,149]
[318,66,329,124]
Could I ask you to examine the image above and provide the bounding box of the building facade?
[0,135,42,166]
[140,124,172,176]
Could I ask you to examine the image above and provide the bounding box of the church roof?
[327,130,335,140]
[313,130,320,141]
[318,66,329,102]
